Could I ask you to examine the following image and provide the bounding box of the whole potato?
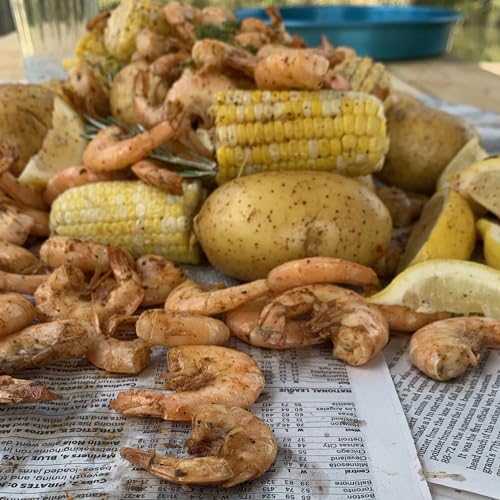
[194,171,392,281]
[378,94,471,194]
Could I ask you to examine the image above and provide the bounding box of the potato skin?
[378,94,471,194]
[194,171,392,281]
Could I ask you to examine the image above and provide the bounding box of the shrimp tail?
[0,376,61,404]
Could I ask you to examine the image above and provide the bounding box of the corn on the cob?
[49,181,205,263]
[213,90,389,184]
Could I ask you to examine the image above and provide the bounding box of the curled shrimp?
[0,204,33,245]
[0,293,34,338]
[0,319,91,373]
[377,305,450,333]
[165,279,270,316]
[409,317,500,381]
[83,120,178,173]
[110,345,264,421]
[0,270,48,294]
[0,376,61,405]
[43,165,127,204]
[228,284,388,366]
[0,241,38,273]
[266,257,379,294]
[136,309,230,346]
[0,171,47,210]
[35,247,144,334]
[121,403,277,488]
[163,1,199,44]
[233,31,271,50]
[39,236,112,274]
[14,206,49,237]
[131,160,184,196]
[135,254,185,306]
[135,28,182,61]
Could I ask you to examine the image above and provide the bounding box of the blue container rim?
[236,5,463,28]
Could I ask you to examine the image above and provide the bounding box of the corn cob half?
[213,90,389,184]
[49,181,205,263]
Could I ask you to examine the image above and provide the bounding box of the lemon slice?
[436,135,488,191]
[397,189,475,271]
[450,156,500,218]
[368,259,500,319]
[477,218,500,270]
[18,96,87,190]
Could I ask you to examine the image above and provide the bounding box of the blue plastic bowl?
[236,5,462,60]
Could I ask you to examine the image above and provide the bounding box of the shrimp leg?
[0,376,61,404]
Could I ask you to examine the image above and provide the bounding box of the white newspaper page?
[0,342,430,499]
[386,336,500,499]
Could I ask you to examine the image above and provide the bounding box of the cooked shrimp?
[15,206,49,237]
[0,204,33,245]
[83,120,178,172]
[0,293,34,338]
[163,1,199,44]
[254,51,330,90]
[35,247,143,333]
[136,254,185,306]
[267,257,379,294]
[0,319,91,373]
[0,171,47,210]
[0,270,48,294]
[376,186,428,228]
[165,279,269,316]
[131,160,184,196]
[378,305,450,333]
[150,51,190,80]
[230,284,388,365]
[409,317,500,381]
[200,6,236,27]
[86,334,150,374]
[233,31,271,50]
[136,309,230,346]
[239,17,274,38]
[39,236,111,274]
[110,345,264,421]
[44,166,127,204]
[64,64,110,117]
[0,376,61,404]
[135,28,182,61]
[0,241,38,274]
[121,403,276,487]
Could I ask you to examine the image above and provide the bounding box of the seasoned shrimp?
[131,160,184,196]
[44,166,126,204]
[64,64,110,117]
[254,51,330,90]
[13,206,49,237]
[163,1,199,44]
[136,309,230,346]
[136,254,185,306]
[409,317,500,381]
[0,270,48,294]
[0,171,47,210]
[39,236,112,274]
[228,284,388,365]
[165,279,269,316]
[0,204,33,245]
[110,345,264,421]
[267,257,379,294]
[0,241,38,274]
[377,305,450,333]
[0,293,34,338]
[233,31,271,50]
[121,403,277,488]
[135,28,182,61]
[376,186,428,228]
[0,319,91,373]
[150,51,190,80]
[83,120,178,172]
[35,247,144,333]
[0,376,61,404]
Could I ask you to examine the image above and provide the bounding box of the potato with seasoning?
[194,171,392,281]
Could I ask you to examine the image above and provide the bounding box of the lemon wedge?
[18,96,87,190]
[368,259,500,319]
[436,135,487,191]
[477,218,500,270]
[450,156,500,218]
[397,189,475,271]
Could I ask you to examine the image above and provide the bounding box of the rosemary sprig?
[82,115,217,178]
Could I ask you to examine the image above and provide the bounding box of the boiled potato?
[0,84,55,175]
[378,93,471,194]
[194,171,392,281]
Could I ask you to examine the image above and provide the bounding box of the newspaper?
[0,340,431,499]
[386,336,500,499]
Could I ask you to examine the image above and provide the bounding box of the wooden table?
[2,30,500,113]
